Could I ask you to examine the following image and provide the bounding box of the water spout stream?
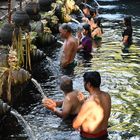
[57,40,64,45]
[45,56,60,79]
[93,0,101,7]
[71,18,80,24]
[10,109,37,140]
[79,9,84,17]
[31,78,46,98]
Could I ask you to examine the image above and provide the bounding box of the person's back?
[63,90,83,118]
[81,91,111,133]
[73,71,111,139]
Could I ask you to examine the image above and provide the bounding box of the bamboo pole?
[8,0,12,23]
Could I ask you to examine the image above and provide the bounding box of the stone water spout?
[0,99,11,115]
[0,100,36,140]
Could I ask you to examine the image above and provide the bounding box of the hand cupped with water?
[42,97,57,111]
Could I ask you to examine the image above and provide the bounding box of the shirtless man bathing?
[42,75,84,120]
[73,71,111,140]
[59,23,78,70]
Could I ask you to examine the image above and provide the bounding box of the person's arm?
[73,101,90,129]
[77,37,89,51]
[77,44,84,51]
[55,100,63,107]
[77,91,86,104]
[123,35,128,45]
[122,28,130,45]
[91,29,98,38]
[52,96,72,119]
[42,98,56,109]
[42,96,72,119]
[82,17,89,23]
[42,98,62,108]
[106,93,111,119]
[76,31,83,44]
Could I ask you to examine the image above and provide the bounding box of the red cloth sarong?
[80,129,108,139]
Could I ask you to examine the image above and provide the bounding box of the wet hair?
[83,5,90,10]
[59,23,72,33]
[124,16,132,27]
[90,8,97,17]
[94,17,101,27]
[93,17,103,33]
[83,71,101,88]
[60,75,73,93]
[86,15,92,20]
[83,23,91,37]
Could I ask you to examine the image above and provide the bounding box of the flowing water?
[31,78,46,98]
[1,0,140,140]
[10,109,37,140]
[57,40,64,46]
[71,18,81,24]
[93,0,101,7]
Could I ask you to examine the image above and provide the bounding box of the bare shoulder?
[101,91,111,103]
[64,95,71,102]
[102,91,110,97]
[68,91,78,99]
[84,99,96,107]
[69,36,78,45]
[66,91,76,100]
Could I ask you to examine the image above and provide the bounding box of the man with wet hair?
[42,75,84,120]
[59,23,78,70]
[73,71,111,140]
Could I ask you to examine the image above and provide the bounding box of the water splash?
[93,0,101,7]
[10,109,37,140]
[31,78,46,98]
[71,18,80,24]
[46,56,60,78]
[57,40,64,45]
[79,9,84,17]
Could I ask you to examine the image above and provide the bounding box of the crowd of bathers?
[42,1,133,139]
[77,3,103,54]
[77,2,132,54]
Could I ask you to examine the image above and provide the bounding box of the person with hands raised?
[42,75,85,120]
